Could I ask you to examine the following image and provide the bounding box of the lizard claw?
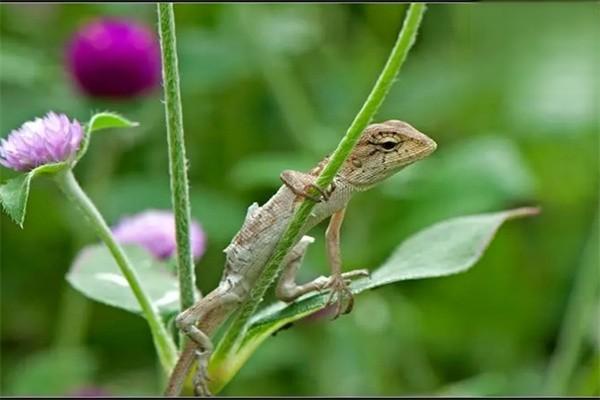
[193,350,213,397]
[325,274,355,319]
[323,269,369,319]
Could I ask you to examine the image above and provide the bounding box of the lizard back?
[220,176,355,292]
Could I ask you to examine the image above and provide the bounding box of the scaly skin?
[165,120,437,396]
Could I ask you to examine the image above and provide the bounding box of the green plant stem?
[213,2,427,372]
[53,126,125,349]
[544,213,599,394]
[157,3,197,312]
[54,169,178,373]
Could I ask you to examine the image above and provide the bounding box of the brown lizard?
[165,120,437,396]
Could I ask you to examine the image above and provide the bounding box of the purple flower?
[66,18,161,99]
[0,112,83,172]
[112,210,206,261]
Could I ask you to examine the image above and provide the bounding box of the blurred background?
[0,3,598,396]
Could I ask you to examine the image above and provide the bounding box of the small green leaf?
[208,207,540,393]
[0,174,31,227]
[87,111,139,133]
[66,244,191,315]
[0,162,67,227]
[76,112,139,163]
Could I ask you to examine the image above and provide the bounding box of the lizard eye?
[379,140,399,151]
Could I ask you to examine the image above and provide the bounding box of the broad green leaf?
[0,162,67,227]
[208,207,539,393]
[66,244,191,315]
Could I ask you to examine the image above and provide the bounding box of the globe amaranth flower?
[0,112,83,172]
[112,210,206,261]
[66,18,161,99]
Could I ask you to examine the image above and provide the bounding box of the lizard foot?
[324,269,369,319]
[193,349,212,397]
[292,182,330,202]
[280,170,335,203]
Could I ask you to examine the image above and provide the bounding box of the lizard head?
[340,119,437,190]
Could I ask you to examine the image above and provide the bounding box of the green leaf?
[0,162,67,227]
[76,112,139,163]
[208,207,539,393]
[0,174,31,227]
[87,111,139,133]
[66,244,192,315]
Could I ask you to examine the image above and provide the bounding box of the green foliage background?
[1,3,598,396]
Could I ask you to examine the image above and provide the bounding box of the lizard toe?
[325,275,355,320]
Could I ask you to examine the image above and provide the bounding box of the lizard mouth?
[401,136,437,165]
[416,133,437,156]
[402,136,437,166]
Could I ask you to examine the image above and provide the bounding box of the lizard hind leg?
[175,284,242,396]
[276,235,324,302]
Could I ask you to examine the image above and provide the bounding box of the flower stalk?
[157,3,197,313]
[54,169,178,372]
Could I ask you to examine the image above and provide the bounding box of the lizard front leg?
[280,170,334,202]
[324,208,369,317]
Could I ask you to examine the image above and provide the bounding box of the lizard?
[164,119,437,397]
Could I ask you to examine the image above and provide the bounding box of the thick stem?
[213,2,427,379]
[157,3,197,312]
[55,170,178,373]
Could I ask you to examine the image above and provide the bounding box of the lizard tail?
[164,340,197,397]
